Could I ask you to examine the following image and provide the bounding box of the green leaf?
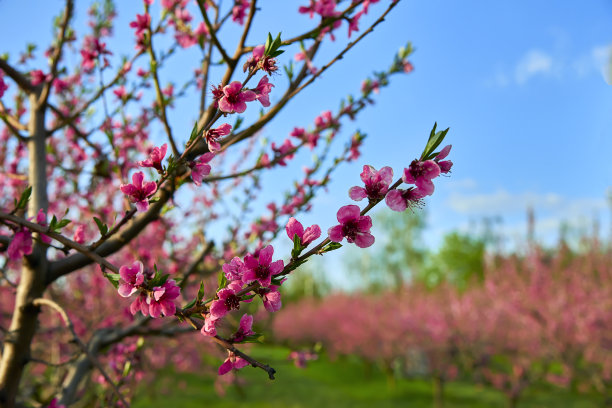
[420,123,450,161]
[187,121,199,145]
[122,361,132,378]
[320,242,342,253]
[197,281,205,302]
[291,233,304,259]
[49,215,58,230]
[104,272,121,289]
[15,186,32,211]
[236,334,263,344]
[149,265,170,287]
[93,217,108,236]
[55,219,71,230]
[183,298,197,310]
[218,271,228,290]
[283,62,294,82]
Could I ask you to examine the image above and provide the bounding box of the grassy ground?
[133,345,604,408]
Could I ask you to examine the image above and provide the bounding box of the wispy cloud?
[515,50,554,84]
[490,44,612,87]
[445,189,608,243]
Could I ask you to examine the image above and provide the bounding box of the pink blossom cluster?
[80,35,112,73]
[202,245,284,337]
[117,260,181,318]
[232,0,250,25]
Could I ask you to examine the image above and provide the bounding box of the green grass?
[133,346,604,408]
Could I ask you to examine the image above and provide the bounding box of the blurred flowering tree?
[0,0,453,406]
[274,242,612,408]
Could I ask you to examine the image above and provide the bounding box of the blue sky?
[1,1,611,271]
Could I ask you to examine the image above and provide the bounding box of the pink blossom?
[218,351,249,375]
[113,86,127,101]
[30,70,49,86]
[73,225,86,244]
[120,171,157,212]
[285,217,321,247]
[147,279,180,317]
[205,123,231,153]
[258,285,282,312]
[402,159,441,196]
[201,314,218,336]
[118,261,145,298]
[244,45,278,75]
[348,165,393,202]
[231,313,255,342]
[7,230,33,260]
[190,152,214,186]
[299,0,337,18]
[52,78,69,94]
[271,139,295,166]
[244,45,264,71]
[0,70,8,98]
[129,13,151,38]
[209,281,244,320]
[46,398,66,408]
[435,144,453,174]
[253,76,274,107]
[385,187,424,212]
[242,245,284,287]
[138,143,167,173]
[403,61,414,73]
[314,110,336,130]
[35,209,52,244]
[290,127,319,150]
[217,81,256,114]
[232,0,250,25]
[222,256,244,282]
[328,205,375,248]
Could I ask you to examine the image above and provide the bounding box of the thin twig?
[0,211,118,274]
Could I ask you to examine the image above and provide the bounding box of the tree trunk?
[0,99,49,407]
[432,375,444,408]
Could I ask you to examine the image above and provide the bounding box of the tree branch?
[32,298,128,407]
[0,58,36,93]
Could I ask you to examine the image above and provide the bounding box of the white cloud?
[515,50,554,84]
[490,44,612,87]
[592,44,612,85]
[447,190,568,215]
[445,189,608,247]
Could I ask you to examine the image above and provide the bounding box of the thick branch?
[0,59,36,93]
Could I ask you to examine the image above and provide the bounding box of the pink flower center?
[224,294,241,311]
[342,220,360,240]
[255,265,270,280]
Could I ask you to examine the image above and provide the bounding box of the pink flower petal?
[385,190,407,212]
[328,225,345,242]
[336,204,360,224]
[348,186,367,201]
[258,246,274,266]
[354,232,375,248]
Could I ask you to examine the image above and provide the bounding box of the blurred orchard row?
[273,211,612,408]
